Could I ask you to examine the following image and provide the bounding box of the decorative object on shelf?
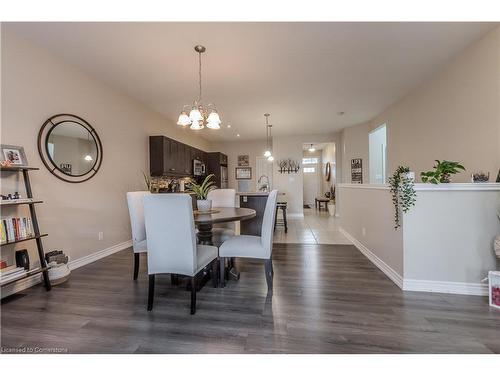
[38,114,103,183]
[238,154,249,167]
[143,171,152,192]
[277,159,300,174]
[420,160,465,184]
[186,174,216,212]
[388,165,417,229]
[176,45,221,130]
[325,162,331,181]
[0,144,28,167]
[236,167,252,180]
[471,171,490,183]
[15,249,30,270]
[351,158,363,183]
[263,114,274,161]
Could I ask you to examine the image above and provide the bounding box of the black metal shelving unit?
[1,166,51,292]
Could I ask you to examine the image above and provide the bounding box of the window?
[369,123,387,184]
[303,167,316,173]
[302,157,319,165]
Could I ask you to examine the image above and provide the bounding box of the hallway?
[273,208,351,245]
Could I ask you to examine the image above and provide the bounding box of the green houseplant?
[388,166,417,229]
[186,174,216,211]
[420,160,465,184]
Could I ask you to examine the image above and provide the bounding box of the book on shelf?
[0,198,36,205]
[0,217,34,243]
[0,267,27,284]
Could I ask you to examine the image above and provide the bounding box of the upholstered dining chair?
[143,194,218,315]
[218,190,278,292]
[126,191,150,280]
[206,188,236,247]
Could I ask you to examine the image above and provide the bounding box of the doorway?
[369,124,387,184]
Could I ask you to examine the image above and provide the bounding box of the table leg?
[197,223,213,245]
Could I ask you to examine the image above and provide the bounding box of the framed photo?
[60,163,72,174]
[236,167,252,180]
[238,154,249,166]
[1,144,28,166]
[351,158,363,184]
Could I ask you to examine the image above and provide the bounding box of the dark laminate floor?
[1,243,499,354]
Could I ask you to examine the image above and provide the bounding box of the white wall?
[339,26,500,183]
[0,29,211,281]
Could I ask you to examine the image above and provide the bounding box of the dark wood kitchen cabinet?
[149,136,206,177]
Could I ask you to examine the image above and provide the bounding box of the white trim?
[413,183,500,191]
[340,227,403,289]
[68,240,132,270]
[287,213,304,218]
[338,183,500,191]
[403,279,488,296]
[1,240,132,297]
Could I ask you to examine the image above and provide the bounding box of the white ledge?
[338,183,500,191]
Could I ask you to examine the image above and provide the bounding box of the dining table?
[194,206,256,280]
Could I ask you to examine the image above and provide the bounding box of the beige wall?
[339,26,500,183]
[0,29,211,272]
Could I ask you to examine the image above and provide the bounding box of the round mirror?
[38,114,103,183]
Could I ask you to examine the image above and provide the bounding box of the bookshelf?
[1,166,51,292]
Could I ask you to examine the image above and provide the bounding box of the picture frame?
[236,167,252,180]
[351,158,363,184]
[0,144,28,166]
[237,154,250,166]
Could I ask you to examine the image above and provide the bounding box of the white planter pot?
[197,199,212,212]
[327,203,336,216]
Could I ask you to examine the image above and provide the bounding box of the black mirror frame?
[38,114,103,183]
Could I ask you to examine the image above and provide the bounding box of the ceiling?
[6,22,496,142]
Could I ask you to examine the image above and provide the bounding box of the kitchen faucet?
[258,174,270,192]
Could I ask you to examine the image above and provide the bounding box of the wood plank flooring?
[1,243,499,353]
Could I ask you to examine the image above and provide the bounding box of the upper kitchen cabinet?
[149,136,204,177]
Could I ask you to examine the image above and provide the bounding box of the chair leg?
[212,259,219,288]
[147,274,155,311]
[264,259,273,293]
[219,257,226,287]
[133,253,140,280]
[282,207,288,233]
[190,277,197,315]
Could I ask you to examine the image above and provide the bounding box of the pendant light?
[263,113,274,161]
[308,144,316,153]
[177,45,222,130]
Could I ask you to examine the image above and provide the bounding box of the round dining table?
[194,207,256,245]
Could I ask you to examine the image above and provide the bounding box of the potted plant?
[388,166,417,229]
[327,185,336,216]
[420,160,465,184]
[187,174,216,212]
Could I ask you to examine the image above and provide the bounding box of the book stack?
[0,265,28,285]
[0,217,34,243]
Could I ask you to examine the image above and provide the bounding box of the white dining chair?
[218,190,278,292]
[126,191,151,280]
[207,188,236,247]
[143,194,218,314]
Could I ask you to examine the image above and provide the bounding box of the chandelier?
[263,113,274,162]
[177,45,221,130]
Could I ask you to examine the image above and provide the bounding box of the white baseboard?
[340,228,403,289]
[2,240,132,297]
[68,240,132,270]
[340,228,489,296]
[403,279,488,296]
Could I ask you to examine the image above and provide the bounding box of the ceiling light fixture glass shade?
[177,45,222,131]
[267,155,274,162]
[263,150,271,158]
[308,144,316,152]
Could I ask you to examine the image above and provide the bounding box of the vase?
[197,199,212,212]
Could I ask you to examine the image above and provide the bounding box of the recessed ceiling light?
[337,111,345,116]
[236,133,240,137]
